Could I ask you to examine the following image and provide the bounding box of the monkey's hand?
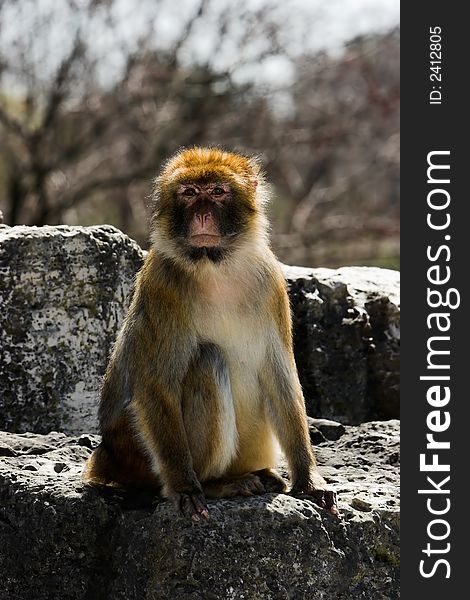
[171,485,210,523]
[291,471,339,517]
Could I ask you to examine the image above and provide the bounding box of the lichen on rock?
[0,420,399,600]
[0,225,400,599]
[285,264,399,423]
[0,225,143,434]
[0,226,399,434]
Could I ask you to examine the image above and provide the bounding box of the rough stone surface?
[0,226,399,433]
[308,417,346,445]
[0,225,144,434]
[285,265,399,423]
[0,420,399,600]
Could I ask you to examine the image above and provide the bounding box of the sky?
[103,0,399,83]
[0,0,399,89]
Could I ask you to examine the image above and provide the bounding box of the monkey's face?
[169,180,254,263]
[152,148,268,265]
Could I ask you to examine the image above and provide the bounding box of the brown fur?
[83,147,337,518]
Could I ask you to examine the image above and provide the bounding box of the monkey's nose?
[197,213,211,226]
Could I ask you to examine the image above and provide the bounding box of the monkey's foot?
[173,490,210,522]
[291,472,339,517]
[203,473,266,499]
[253,468,288,493]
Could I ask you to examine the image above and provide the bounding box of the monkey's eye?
[183,187,197,197]
[212,186,225,196]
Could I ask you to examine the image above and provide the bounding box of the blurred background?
[0,0,399,269]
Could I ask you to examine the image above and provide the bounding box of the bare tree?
[0,0,280,245]
[0,0,399,267]
[268,29,400,267]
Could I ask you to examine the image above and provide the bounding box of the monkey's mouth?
[189,234,222,248]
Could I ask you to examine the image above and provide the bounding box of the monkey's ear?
[150,177,164,215]
[246,156,269,204]
[247,156,263,186]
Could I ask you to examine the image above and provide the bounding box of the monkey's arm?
[131,373,209,521]
[261,345,337,515]
[105,269,209,521]
[261,275,338,514]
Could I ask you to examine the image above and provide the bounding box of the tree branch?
[42,35,85,130]
[48,163,157,220]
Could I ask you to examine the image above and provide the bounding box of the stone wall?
[0,225,400,599]
[0,225,143,433]
[0,420,399,600]
[0,226,399,433]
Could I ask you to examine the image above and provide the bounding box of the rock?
[284,265,399,423]
[0,226,399,434]
[307,422,327,445]
[351,497,373,512]
[0,225,144,434]
[308,418,346,441]
[0,421,399,600]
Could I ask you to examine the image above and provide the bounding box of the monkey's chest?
[194,308,269,397]
[199,311,266,365]
[192,307,277,474]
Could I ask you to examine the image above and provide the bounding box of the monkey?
[83,146,338,521]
